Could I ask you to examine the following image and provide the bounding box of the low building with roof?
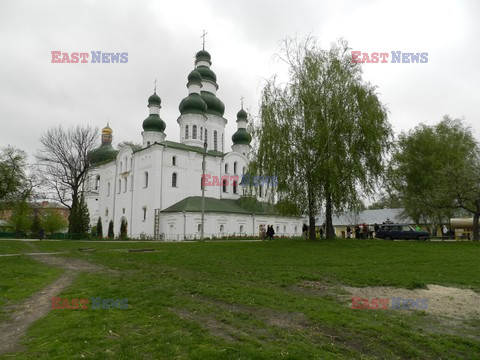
[311,208,437,238]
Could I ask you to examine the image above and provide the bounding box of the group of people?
[260,225,275,240]
[346,223,380,239]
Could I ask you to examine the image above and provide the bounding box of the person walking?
[260,225,266,241]
[346,225,352,238]
[302,223,308,239]
[354,224,360,239]
[38,228,45,241]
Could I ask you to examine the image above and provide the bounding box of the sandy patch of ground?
[0,255,105,355]
[342,284,480,319]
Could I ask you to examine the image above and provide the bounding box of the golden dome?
[102,123,113,135]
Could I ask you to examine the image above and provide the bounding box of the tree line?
[248,36,480,241]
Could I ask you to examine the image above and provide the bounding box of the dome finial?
[240,95,245,109]
[201,29,207,50]
[154,78,157,93]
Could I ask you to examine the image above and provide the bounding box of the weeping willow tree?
[249,37,392,239]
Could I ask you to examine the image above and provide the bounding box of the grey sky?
[0,0,478,159]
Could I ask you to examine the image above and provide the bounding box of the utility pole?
[201,141,207,241]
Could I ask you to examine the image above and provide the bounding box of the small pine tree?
[31,212,41,235]
[97,217,103,237]
[108,220,114,238]
[79,192,90,237]
[120,219,128,239]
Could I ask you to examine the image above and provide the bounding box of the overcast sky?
[0,0,479,160]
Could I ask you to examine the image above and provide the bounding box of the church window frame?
[192,125,197,139]
[204,129,207,144]
[233,180,238,194]
[172,156,176,166]
[234,162,237,174]
[142,207,147,222]
[172,172,177,187]
[144,172,149,188]
[225,163,228,174]
[214,130,218,151]
[222,179,227,193]
[185,125,189,139]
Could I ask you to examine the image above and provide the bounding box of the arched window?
[105,208,108,217]
[185,125,189,139]
[118,179,121,194]
[120,161,123,173]
[200,127,203,140]
[225,163,228,174]
[142,207,147,221]
[283,226,286,233]
[172,173,177,187]
[239,225,244,233]
[144,172,149,188]
[276,225,279,233]
[233,180,237,194]
[220,225,224,232]
[295,226,298,234]
[124,178,128,192]
[197,224,202,232]
[214,130,218,151]
[233,162,237,174]
[204,129,207,143]
[172,156,176,166]
[193,125,197,139]
[222,179,227,193]
[221,134,224,152]
[107,182,111,196]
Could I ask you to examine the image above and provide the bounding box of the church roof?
[160,140,225,157]
[162,196,282,215]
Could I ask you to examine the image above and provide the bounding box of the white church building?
[85,48,302,240]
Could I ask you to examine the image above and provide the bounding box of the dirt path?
[0,255,104,355]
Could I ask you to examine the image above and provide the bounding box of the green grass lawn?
[0,256,63,321]
[1,239,480,359]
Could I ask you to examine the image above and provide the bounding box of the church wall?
[96,162,116,237]
[159,212,303,240]
[130,145,163,238]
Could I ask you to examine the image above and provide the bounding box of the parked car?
[375,224,430,240]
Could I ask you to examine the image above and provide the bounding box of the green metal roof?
[160,140,225,157]
[162,196,280,215]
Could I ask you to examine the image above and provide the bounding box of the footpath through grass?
[1,239,479,359]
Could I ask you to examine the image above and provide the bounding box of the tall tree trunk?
[325,192,335,239]
[68,189,79,234]
[309,215,316,240]
[473,200,480,241]
[306,177,317,240]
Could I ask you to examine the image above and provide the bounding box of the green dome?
[187,70,202,85]
[196,50,211,63]
[179,93,207,115]
[232,128,252,145]
[143,114,166,132]
[196,66,217,83]
[148,92,161,106]
[200,91,225,117]
[236,108,247,121]
[88,143,118,166]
